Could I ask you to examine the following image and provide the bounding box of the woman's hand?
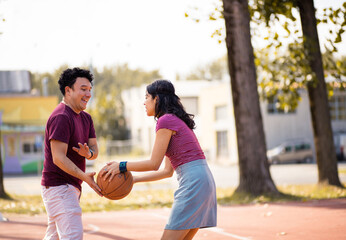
[101,161,120,182]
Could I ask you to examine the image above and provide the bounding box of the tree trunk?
[222,0,279,195]
[297,0,342,187]
[0,131,9,199]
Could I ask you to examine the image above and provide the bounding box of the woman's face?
[144,92,156,116]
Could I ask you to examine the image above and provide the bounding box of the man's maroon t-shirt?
[41,103,96,191]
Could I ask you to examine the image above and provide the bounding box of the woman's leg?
[161,228,198,240]
[183,229,199,240]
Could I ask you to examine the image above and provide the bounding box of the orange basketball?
[97,165,133,200]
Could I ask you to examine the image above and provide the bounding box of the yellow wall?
[0,96,58,125]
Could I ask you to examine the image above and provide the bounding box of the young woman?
[103,80,217,240]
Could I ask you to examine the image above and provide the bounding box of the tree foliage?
[31,65,69,101]
[252,0,346,109]
[185,55,227,80]
[186,1,346,111]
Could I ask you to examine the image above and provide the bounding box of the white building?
[122,80,346,164]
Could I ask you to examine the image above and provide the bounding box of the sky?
[0,0,344,80]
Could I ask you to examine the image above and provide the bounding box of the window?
[21,135,43,155]
[215,105,228,121]
[33,144,42,153]
[267,98,296,114]
[23,143,32,153]
[180,97,198,115]
[216,131,228,157]
[22,142,42,154]
[294,143,311,151]
[284,146,292,153]
[329,95,346,120]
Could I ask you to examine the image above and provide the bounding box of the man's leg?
[42,184,82,240]
[43,216,59,240]
[55,184,82,240]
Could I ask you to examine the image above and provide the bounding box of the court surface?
[0,198,345,240]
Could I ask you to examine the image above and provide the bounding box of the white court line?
[207,227,252,240]
[84,224,100,234]
[150,213,253,240]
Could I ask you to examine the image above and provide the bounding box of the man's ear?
[65,86,70,96]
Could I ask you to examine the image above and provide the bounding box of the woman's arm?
[133,157,174,183]
[103,128,173,181]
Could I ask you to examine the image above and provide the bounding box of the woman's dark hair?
[146,80,195,129]
[58,67,94,96]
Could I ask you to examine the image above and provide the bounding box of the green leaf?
[274,33,279,40]
[335,35,341,43]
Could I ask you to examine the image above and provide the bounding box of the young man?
[41,67,102,240]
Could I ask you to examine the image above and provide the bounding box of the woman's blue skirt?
[165,159,217,230]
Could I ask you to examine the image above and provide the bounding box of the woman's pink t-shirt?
[156,114,205,169]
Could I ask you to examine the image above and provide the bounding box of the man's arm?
[72,138,98,160]
[88,138,98,160]
[50,139,102,196]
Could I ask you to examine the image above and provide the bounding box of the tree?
[0,130,10,199]
[222,0,279,195]
[297,0,342,186]
[0,140,10,199]
[255,0,345,187]
[188,0,345,189]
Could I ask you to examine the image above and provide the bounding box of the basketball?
[97,165,133,200]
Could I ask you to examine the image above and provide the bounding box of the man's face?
[65,77,92,113]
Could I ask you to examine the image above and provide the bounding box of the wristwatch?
[87,149,94,159]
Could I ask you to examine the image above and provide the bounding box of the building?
[121,80,346,164]
[121,80,238,163]
[0,71,58,174]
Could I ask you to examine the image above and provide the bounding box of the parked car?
[267,141,314,164]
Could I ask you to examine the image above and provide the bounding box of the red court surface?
[0,199,345,240]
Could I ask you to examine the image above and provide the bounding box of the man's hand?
[73,142,92,159]
[84,172,103,197]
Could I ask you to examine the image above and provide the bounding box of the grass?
[1,184,345,216]
[339,168,346,175]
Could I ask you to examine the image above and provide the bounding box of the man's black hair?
[58,67,93,96]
